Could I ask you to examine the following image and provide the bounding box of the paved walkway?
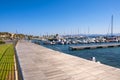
[16,40,120,80]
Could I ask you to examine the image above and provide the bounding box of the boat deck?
[16,40,120,80]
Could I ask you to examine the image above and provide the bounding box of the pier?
[16,40,120,80]
[69,43,120,50]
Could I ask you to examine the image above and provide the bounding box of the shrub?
[0,40,5,44]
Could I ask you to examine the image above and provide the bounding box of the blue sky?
[0,0,120,35]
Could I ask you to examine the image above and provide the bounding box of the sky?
[0,0,120,36]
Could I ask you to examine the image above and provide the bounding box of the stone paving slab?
[16,40,120,80]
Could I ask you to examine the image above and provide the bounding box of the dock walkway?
[16,40,120,80]
[69,43,120,50]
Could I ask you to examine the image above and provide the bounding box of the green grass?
[0,44,15,80]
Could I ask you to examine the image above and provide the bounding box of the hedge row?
[0,40,5,44]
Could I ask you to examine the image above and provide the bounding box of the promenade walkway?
[16,40,120,80]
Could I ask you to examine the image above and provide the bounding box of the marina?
[35,40,120,68]
[1,0,120,80]
[69,43,120,50]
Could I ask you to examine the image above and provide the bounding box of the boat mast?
[111,15,113,37]
[88,27,89,35]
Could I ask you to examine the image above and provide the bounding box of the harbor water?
[32,40,120,68]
